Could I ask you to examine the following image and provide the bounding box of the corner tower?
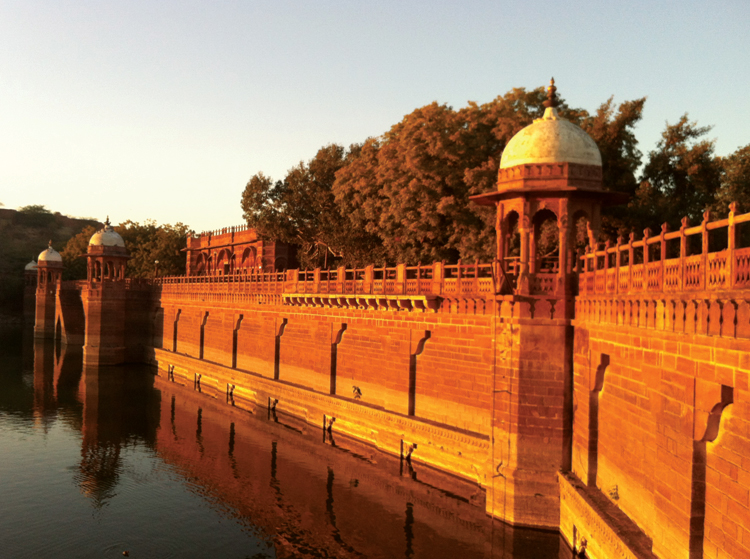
[81,219,130,366]
[34,243,62,339]
[473,78,619,297]
[471,80,621,528]
[24,258,38,323]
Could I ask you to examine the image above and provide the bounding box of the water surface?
[0,326,565,558]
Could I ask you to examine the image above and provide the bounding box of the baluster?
[591,244,598,294]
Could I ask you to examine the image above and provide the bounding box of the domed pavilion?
[471,78,624,296]
[86,217,129,283]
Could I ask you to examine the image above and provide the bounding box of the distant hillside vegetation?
[0,206,100,317]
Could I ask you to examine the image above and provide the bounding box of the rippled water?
[0,325,564,558]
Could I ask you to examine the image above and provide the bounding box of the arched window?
[503,210,521,275]
[241,247,256,270]
[532,209,559,273]
[195,253,207,275]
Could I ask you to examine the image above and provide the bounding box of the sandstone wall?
[569,295,750,559]
[151,288,574,530]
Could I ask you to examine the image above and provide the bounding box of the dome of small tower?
[89,217,125,248]
[499,79,602,170]
[38,242,62,263]
[25,259,37,271]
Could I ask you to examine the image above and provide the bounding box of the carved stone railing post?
[364,265,374,294]
[679,217,688,291]
[615,236,623,295]
[432,261,443,296]
[590,245,598,295]
[660,223,668,292]
[337,265,346,294]
[729,202,737,289]
[396,263,406,294]
[287,269,299,293]
[701,210,710,290]
[603,240,610,294]
[456,259,463,295]
[313,268,321,293]
[627,231,635,294]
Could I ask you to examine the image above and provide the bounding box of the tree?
[333,87,588,264]
[61,225,97,280]
[243,85,649,265]
[628,115,722,233]
[60,221,190,280]
[580,96,646,240]
[17,204,54,227]
[241,145,383,268]
[18,204,51,214]
[714,144,750,216]
[117,221,191,278]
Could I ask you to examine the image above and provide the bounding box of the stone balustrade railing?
[155,261,500,298]
[578,204,750,296]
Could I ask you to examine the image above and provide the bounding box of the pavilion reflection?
[31,338,160,508]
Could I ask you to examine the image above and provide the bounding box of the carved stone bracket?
[282,293,442,312]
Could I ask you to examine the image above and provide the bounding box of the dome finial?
[543,77,558,109]
[48,240,53,248]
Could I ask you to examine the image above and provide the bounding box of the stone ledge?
[152,348,490,483]
[558,472,656,559]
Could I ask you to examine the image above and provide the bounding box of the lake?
[0,325,566,558]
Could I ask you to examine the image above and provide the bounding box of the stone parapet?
[578,204,750,297]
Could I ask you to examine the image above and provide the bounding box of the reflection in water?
[0,326,567,558]
[75,362,160,509]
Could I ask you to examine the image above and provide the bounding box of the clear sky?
[1,0,748,234]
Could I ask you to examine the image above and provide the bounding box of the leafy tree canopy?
[333,88,646,263]
[16,204,54,227]
[241,84,750,265]
[18,204,51,214]
[714,144,750,216]
[61,220,191,280]
[625,115,722,235]
[241,145,384,268]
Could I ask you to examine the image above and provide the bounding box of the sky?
[1,0,748,234]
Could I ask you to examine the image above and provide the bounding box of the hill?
[0,206,100,319]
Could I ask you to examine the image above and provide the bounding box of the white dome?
[500,106,602,169]
[25,259,37,271]
[89,219,125,248]
[38,244,62,263]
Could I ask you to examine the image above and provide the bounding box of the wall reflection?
[22,330,565,558]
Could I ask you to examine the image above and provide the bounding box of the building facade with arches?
[185,225,297,277]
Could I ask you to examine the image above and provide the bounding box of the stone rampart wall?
[571,294,750,559]
[156,294,496,435]
[152,288,573,529]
